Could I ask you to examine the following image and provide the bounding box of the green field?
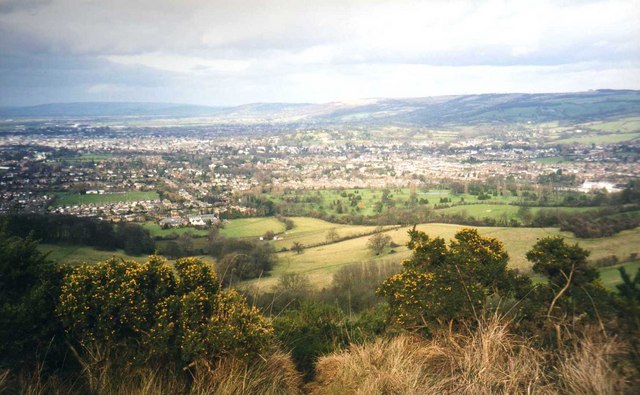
[38,244,142,265]
[246,224,640,290]
[56,153,115,163]
[599,261,640,290]
[273,217,394,249]
[264,188,525,218]
[581,117,640,133]
[53,191,159,207]
[39,243,218,268]
[553,131,640,145]
[220,217,286,238]
[435,204,598,221]
[142,222,209,238]
[37,212,640,293]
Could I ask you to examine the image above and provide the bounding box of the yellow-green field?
[263,188,523,218]
[38,216,640,293]
[273,217,394,249]
[247,224,640,290]
[220,217,286,238]
[553,131,640,145]
[38,244,142,265]
[39,243,217,267]
[434,204,597,221]
[581,116,640,133]
[599,261,639,289]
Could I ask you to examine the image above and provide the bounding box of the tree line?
[1,214,155,255]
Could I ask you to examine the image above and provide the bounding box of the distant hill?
[296,90,640,125]
[2,90,639,125]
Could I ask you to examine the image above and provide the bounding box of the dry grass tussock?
[310,315,629,395]
[557,329,628,395]
[190,352,303,395]
[5,350,302,395]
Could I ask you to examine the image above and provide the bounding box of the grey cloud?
[0,0,638,106]
[0,0,51,14]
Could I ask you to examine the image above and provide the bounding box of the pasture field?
[247,224,640,290]
[37,214,640,293]
[273,217,394,249]
[581,116,640,133]
[553,131,640,145]
[435,204,599,222]
[39,243,217,268]
[599,261,640,290]
[265,188,527,218]
[53,191,159,207]
[38,244,142,265]
[142,222,209,238]
[57,153,115,163]
[219,217,286,238]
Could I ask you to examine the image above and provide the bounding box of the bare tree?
[367,233,392,255]
[291,241,304,254]
[326,228,340,243]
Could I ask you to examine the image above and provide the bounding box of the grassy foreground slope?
[249,224,640,289]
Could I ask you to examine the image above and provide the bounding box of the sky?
[0,0,639,106]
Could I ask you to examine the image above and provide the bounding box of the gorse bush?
[378,227,530,332]
[527,237,614,327]
[58,256,273,365]
[59,256,174,344]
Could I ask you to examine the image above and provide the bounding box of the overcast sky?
[0,0,639,106]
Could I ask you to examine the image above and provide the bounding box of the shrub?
[526,237,614,324]
[116,223,155,255]
[324,261,401,313]
[594,255,619,268]
[366,232,392,255]
[209,237,276,284]
[0,230,66,370]
[58,256,273,365]
[273,302,351,379]
[378,228,531,332]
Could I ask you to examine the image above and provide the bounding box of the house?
[159,217,187,228]
[187,214,220,227]
[579,181,620,193]
[189,216,207,227]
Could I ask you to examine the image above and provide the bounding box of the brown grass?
[557,330,628,394]
[190,352,303,395]
[5,349,302,395]
[4,318,631,394]
[0,370,9,394]
[310,315,629,395]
